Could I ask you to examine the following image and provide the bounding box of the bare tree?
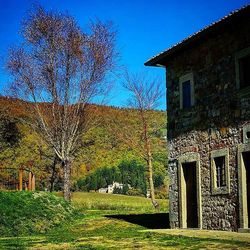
[6,6,117,201]
[122,72,164,210]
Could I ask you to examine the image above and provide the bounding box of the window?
[243,124,250,144]
[182,81,191,108]
[247,132,250,139]
[235,47,250,90]
[239,55,250,89]
[179,73,194,109]
[214,156,226,187]
[211,148,230,195]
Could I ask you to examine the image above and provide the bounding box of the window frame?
[235,47,250,91]
[211,148,230,195]
[179,72,195,109]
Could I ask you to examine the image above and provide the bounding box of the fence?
[0,167,35,191]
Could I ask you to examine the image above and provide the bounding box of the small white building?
[107,182,124,193]
[98,188,108,193]
[98,182,131,194]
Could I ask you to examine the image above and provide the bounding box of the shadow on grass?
[105,213,170,229]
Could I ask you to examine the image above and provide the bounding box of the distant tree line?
[74,160,165,196]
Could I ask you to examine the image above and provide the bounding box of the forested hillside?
[0,97,167,195]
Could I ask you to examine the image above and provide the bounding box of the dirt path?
[142,228,250,245]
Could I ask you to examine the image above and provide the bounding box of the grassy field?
[71,192,168,212]
[1,192,250,249]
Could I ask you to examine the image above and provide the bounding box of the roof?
[145,4,250,67]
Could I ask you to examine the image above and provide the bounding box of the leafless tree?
[106,72,164,209]
[122,72,164,210]
[124,73,163,209]
[6,6,117,201]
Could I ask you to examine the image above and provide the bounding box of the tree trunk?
[50,156,58,192]
[147,155,159,211]
[62,160,71,201]
[141,112,159,211]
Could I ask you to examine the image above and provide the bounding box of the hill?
[0,97,167,191]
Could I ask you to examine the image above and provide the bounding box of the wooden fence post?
[28,172,32,191]
[19,168,23,191]
[31,174,35,191]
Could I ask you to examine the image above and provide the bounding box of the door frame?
[238,143,250,229]
[178,153,202,229]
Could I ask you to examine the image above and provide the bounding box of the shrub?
[127,188,145,197]
[155,188,168,199]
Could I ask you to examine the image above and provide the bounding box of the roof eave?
[144,55,167,67]
[144,4,250,67]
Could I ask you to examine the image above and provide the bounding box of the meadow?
[1,192,250,249]
[71,192,168,212]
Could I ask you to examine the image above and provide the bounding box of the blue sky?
[0,0,249,110]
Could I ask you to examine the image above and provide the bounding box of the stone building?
[145,5,250,231]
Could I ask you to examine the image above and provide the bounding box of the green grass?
[0,192,250,249]
[71,191,168,212]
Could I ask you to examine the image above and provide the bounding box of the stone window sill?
[179,106,195,113]
[237,86,250,98]
[211,187,230,195]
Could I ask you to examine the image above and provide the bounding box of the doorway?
[238,144,250,230]
[243,151,250,227]
[183,162,198,228]
[178,153,202,229]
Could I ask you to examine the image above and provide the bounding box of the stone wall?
[166,16,250,231]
